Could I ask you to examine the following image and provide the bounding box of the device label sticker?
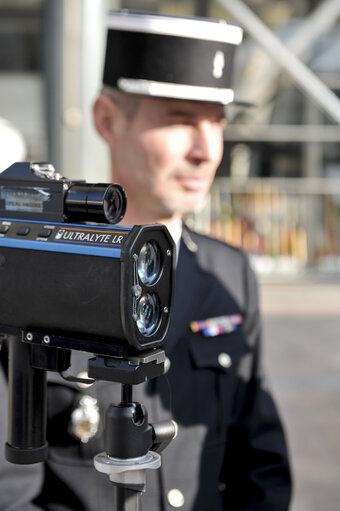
[52,227,129,247]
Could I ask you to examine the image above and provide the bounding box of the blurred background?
[0,1,340,509]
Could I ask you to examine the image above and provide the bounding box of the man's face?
[110,96,226,224]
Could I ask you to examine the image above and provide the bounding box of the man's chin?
[162,194,208,216]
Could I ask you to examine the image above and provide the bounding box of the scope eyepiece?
[65,183,127,224]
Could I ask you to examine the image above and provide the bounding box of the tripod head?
[90,352,177,499]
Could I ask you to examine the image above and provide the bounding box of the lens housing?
[120,225,175,350]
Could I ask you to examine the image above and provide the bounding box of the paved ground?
[259,276,340,511]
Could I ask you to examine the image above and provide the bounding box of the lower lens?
[136,293,159,336]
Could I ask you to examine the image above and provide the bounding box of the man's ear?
[93,94,118,146]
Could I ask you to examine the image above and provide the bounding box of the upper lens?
[136,293,160,336]
[137,241,161,285]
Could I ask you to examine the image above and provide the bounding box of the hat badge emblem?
[212,51,225,79]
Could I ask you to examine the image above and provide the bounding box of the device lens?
[136,293,159,335]
[137,241,161,285]
[103,185,126,224]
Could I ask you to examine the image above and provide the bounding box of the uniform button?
[218,481,227,491]
[168,488,185,508]
[218,352,232,369]
[172,420,179,439]
[164,356,171,374]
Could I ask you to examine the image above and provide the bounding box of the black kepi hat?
[103,10,243,105]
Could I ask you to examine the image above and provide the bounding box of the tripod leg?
[5,334,48,464]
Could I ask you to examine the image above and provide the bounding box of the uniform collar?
[165,229,202,353]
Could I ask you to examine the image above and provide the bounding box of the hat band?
[117,78,234,104]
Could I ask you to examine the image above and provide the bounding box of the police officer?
[0,10,292,510]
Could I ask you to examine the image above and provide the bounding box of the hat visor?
[117,77,234,105]
[117,78,253,106]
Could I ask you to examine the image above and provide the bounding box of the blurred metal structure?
[45,0,111,181]
[217,0,340,124]
[0,1,46,163]
[185,0,340,274]
[187,177,340,272]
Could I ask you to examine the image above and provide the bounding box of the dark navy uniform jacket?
[0,227,292,510]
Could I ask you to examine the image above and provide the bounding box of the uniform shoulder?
[182,226,258,312]
[187,227,246,261]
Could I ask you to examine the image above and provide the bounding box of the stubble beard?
[159,190,209,217]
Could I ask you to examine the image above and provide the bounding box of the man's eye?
[210,117,226,128]
[167,116,191,125]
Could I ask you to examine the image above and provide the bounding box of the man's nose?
[187,120,222,164]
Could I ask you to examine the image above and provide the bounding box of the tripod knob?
[105,402,153,459]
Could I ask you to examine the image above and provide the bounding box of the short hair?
[101,86,140,120]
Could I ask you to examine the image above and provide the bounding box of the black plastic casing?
[0,224,175,354]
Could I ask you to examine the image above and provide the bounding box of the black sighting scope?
[0,161,127,224]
